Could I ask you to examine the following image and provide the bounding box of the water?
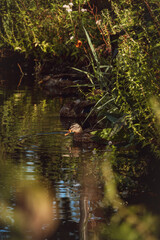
[0,69,160,240]
[0,71,106,240]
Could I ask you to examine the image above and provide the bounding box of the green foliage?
[100,148,160,240]
[0,0,97,60]
[111,1,160,145]
[0,0,160,149]
[73,26,111,88]
[82,0,160,147]
[100,205,159,240]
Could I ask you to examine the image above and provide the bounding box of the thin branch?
[17,63,24,88]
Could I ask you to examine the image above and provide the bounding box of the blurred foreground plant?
[0,157,59,240]
[100,150,160,240]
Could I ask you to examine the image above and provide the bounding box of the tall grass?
[78,0,160,146]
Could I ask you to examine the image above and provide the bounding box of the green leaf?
[83,27,99,66]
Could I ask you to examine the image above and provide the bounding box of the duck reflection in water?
[79,161,104,239]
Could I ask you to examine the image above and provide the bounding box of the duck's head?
[70,123,83,134]
[65,123,83,136]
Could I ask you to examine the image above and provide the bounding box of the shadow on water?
[0,68,160,240]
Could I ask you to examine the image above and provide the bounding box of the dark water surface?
[0,71,160,240]
[0,72,106,240]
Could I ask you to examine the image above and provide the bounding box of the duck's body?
[60,100,95,118]
[39,74,78,97]
[66,123,93,143]
[60,102,77,118]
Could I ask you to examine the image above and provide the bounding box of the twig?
[17,63,24,88]
[144,0,160,37]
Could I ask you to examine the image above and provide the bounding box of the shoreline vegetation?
[0,0,160,152]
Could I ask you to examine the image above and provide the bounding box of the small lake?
[0,68,160,240]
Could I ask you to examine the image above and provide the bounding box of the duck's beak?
[65,129,72,136]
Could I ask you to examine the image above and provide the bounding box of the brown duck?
[65,123,93,143]
[60,100,95,118]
